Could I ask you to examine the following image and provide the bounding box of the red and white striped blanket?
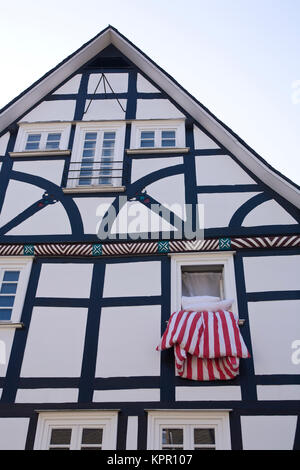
[157,310,250,381]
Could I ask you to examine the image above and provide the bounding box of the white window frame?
[14,123,71,153]
[67,121,126,188]
[0,257,33,324]
[34,411,119,450]
[147,410,231,450]
[170,252,239,318]
[130,120,185,150]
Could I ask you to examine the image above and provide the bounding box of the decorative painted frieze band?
[0,235,299,258]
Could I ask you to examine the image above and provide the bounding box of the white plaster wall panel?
[36,263,93,298]
[197,192,260,228]
[7,202,71,235]
[176,386,241,401]
[110,201,178,235]
[103,261,161,297]
[243,255,300,292]
[242,199,297,226]
[0,418,30,450]
[20,307,88,377]
[74,197,114,234]
[15,388,79,403]
[88,73,129,94]
[126,416,139,450]
[145,174,187,220]
[0,329,15,377]
[53,74,82,94]
[0,132,9,155]
[0,180,43,227]
[257,385,300,401]
[20,100,76,122]
[195,155,256,186]
[95,305,161,377]
[131,157,183,183]
[93,389,160,402]
[248,300,300,375]
[193,125,220,149]
[13,160,65,186]
[241,416,297,450]
[82,99,127,121]
[137,74,160,93]
[136,99,185,119]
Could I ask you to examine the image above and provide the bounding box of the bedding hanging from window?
[157,303,250,381]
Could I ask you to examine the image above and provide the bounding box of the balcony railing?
[66,160,124,188]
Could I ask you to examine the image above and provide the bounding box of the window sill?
[126,147,190,155]
[0,322,24,329]
[62,185,126,194]
[9,150,71,158]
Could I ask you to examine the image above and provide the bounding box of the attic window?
[139,129,176,148]
[25,132,61,151]
[129,120,186,152]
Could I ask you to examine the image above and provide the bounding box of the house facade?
[0,26,299,450]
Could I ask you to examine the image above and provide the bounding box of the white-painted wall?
[20,307,88,377]
[136,99,184,119]
[248,299,300,375]
[95,305,161,377]
[103,261,161,297]
[0,418,30,450]
[36,263,93,298]
[241,415,297,450]
[53,74,82,94]
[0,132,9,155]
[20,100,76,122]
[195,155,255,186]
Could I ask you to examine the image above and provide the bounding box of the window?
[0,270,20,321]
[140,129,176,148]
[68,122,126,189]
[14,123,71,153]
[0,258,33,323]
[147,411,231,450]
[25,132,61,151]
[130,120,185,151]
[170,252,238,317]
[34,411,118,450]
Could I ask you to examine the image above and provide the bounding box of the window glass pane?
[181,272,222,297]
[0,309,12,320]
[140,140,155,147]
[141,131,154,139]
[82,149,95,158]
[81,428,103,445]
[161,139,176,147]
[103,132,116,140]
[27,134,41,142]
[47,133,61,141]
[162,131,175,139]
[0,283,17,294]
[50,447,70,451]
[194,428,215,445]
[0,296,15,307]
[85,133,97,140]
[84,141,96,149]
[194,447,216,450]
[50,429,72,445]
[3,271,20,282]
[25,134,41,150]
[102,140,115,148]
[162,428,183,445]
[80,447,102,450]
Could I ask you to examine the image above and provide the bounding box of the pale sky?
[1,0,299,184]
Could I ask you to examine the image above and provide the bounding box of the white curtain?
[182,272,222,297]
